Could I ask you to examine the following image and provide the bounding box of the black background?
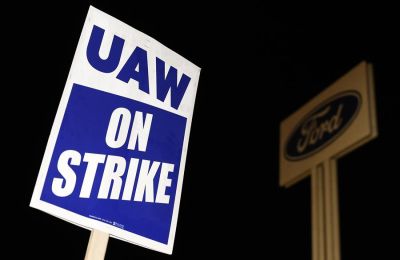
[4,1,399,259]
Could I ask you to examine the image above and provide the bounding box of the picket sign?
[280,62,377,260]
[30,6,200,258]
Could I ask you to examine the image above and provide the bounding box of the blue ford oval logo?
[285,91,361,161]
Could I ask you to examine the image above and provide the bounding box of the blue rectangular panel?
[40,84,186,244]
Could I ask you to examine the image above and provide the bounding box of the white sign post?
[30,6,200,258]
[84,230,109,260]
[280,62,377,260]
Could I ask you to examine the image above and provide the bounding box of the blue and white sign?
[30,6,200,254]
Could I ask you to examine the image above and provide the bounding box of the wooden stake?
[84,229,109,260]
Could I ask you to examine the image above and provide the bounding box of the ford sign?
[285,91,361,160]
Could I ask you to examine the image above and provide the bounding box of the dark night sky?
[3,1,399,259]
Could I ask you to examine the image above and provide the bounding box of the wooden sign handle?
[311,159,340,260]
[84,229,109,260]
